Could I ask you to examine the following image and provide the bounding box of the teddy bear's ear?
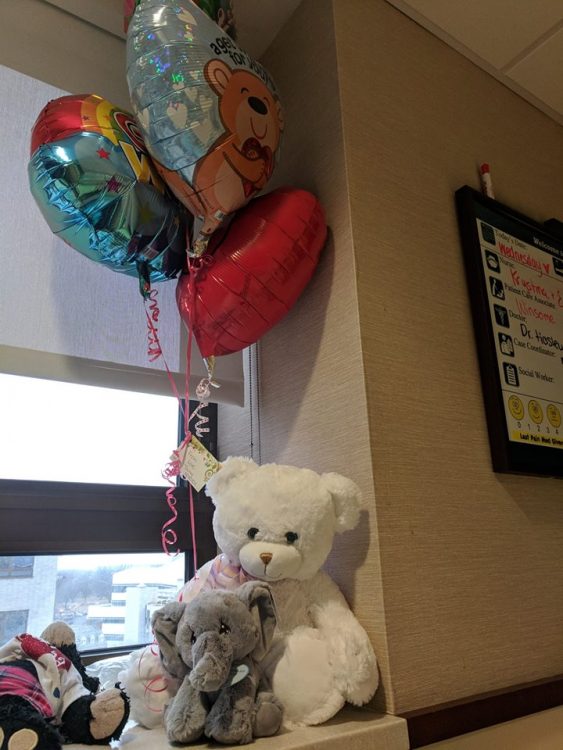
[205,58,233,96]
[205,456,258,504]
[320,473,362,533]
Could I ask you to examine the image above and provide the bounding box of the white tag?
[229,663,250,686]
[176,436,221,492]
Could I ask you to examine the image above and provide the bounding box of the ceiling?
[386,0,563,126]
[43,0,302,59]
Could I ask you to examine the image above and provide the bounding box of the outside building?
[87,561,184,647]
[0,554,184,649]
[0,556,58,642]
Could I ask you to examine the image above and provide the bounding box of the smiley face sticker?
[547,404,561,429]
[508,395,524,421]
[528,400,543,425]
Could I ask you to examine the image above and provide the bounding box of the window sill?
[67,708,408,749]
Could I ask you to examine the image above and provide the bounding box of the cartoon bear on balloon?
[155,58,284,238]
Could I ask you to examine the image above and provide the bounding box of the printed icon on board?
[485,250,500,272]
[528,400,543,424]
[508,395,524,421]
[554,257,563,277]
[494,304,510,328]
[503,362,519,387]
[480,222,496,245]
[489,276,505,299]
[547,404,561,428]
[498,332,514,357]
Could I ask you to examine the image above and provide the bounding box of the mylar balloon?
[124,0,236,38]
[195,0,236,37]
[29,94,188,287]
[126,0,283,253]
[176,188,327,357]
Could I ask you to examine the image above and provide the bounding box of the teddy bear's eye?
[190,632,196,645]
[247,527,259,539]
[285,532,299,544]
[219,621,231,635]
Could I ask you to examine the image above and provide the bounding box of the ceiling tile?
[392,0,563,68]
[506,27,563,116]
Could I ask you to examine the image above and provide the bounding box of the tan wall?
[334,0,563,714]
[257,0,391,712]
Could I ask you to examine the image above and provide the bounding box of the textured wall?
[334,0,563,714]
[257,0,391,712]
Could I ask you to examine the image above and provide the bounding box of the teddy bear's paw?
[270,628,345,724]
[0,721,62,750]
[2,727,51,750]
[334,638,379,705]
[40,621,76,647]
[343,660,379,706]
[89,688,128,740]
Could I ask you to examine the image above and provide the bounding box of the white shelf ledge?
[68,708,409,750]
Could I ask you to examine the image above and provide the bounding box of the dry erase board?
[456,186,563,477]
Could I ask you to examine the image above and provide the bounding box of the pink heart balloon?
[177,187,327,357]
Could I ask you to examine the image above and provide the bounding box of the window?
[0,64,223,654]
[0,556,34,578]
[0,376,217,653]
[0,374,180,486]
[0,552,184,649]
[0,610,28,643]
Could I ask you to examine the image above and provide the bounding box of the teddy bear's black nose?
[248,96,268,115]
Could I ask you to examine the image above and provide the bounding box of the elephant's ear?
[237,581,277,662]
[151,601,188,679]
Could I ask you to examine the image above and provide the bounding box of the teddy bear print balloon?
[126,0,283,253]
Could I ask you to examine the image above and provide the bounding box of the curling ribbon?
[138,642,171,713]
[160,432,192,565]
[140,286,187,557]
[158,256,217,563]
[144,288,184,407]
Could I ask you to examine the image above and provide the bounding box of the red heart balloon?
[177,188,327,357]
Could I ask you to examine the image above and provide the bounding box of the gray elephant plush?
[152,581,283,745]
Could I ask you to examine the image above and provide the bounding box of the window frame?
[0,399,218,653]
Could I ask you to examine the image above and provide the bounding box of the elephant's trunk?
[189,632,234,692]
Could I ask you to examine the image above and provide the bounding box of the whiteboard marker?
[480,163,495,199]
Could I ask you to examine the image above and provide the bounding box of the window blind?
[0,61,244,405]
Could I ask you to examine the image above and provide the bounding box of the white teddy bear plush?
[121,458,378,727]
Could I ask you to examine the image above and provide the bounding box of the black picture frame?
[455,186,563,477]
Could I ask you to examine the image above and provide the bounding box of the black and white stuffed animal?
[0,622,129,750]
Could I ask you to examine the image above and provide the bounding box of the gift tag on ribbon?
[176,435,221,491]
